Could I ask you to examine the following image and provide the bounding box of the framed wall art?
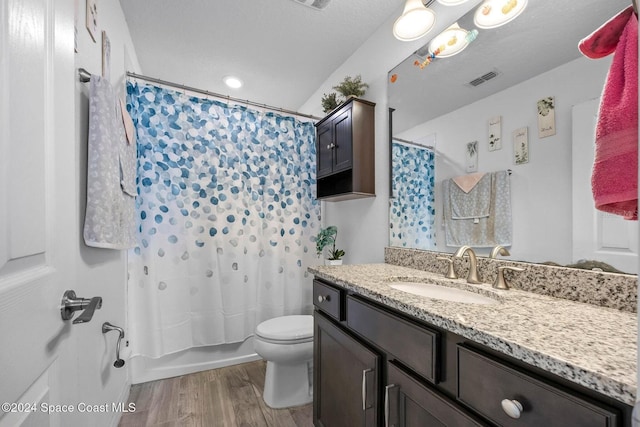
[537,96,556,138]
[513,127,529,165]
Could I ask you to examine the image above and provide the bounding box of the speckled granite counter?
[308,263,637,406]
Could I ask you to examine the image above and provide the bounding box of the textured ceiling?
[119,0,406,111]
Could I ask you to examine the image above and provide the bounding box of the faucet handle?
[493,266,524,290]
[436,257,458,279]
[490,245,510,259]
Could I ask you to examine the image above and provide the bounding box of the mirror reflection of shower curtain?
[126,82,320,358]
[390,140,436,250]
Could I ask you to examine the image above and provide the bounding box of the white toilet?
[254,314,314,408]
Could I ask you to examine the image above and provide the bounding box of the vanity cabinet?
[314,312,380,427]
[314,97,375,201]
[312,278,630,427]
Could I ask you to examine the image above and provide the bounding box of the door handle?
[60,290,102,324]
[385,384,398,427]
[361,368,373,411]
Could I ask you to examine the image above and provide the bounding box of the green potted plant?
[321,92,340,113]
[333,75,369,99]
[320,75,369,114]
[315,225,345,265]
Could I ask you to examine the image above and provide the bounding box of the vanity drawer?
[313,280,343,321]
[346,295,440,383]
[457,346,619,427]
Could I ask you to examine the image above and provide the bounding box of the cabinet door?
[386,362,486,427]
[317,120,334,178]
[332,107,353,173]
[314,311,380,427]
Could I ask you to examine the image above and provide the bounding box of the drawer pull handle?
[362,368,372,411]
[501,399,523,419]
[317,294,331,303]
[385,384,397,427]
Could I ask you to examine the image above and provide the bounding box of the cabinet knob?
[326,144,332,149]
[317,295,331,303]
[501,399,523,419]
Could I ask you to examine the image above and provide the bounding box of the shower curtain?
[126,82,320,358]
[390,141,436,250]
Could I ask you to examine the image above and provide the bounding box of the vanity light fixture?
[473,0,528,29]
[428,23,470,58]
[223,75,243,89]
[436,0,470,5]
[393,0,437,42]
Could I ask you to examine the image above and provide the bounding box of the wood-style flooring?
[118,360,312,427]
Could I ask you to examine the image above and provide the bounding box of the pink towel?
[452,172,486,193]
[580,7,638,220]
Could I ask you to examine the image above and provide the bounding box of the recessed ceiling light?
[223,76,243,89]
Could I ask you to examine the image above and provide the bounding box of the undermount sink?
[388,281,499,305]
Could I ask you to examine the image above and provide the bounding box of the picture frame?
[86,0,98,42]
[513,127,529,165]
[537,96,556,138]
[488,116,502,151]
[466,140,478,172]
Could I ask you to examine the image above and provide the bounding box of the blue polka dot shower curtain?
[126,82,320,358]
[390,141,436,250]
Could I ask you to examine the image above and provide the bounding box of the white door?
[572,99,639,274]
[0,0,78,426]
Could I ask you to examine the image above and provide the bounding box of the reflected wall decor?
[390,141,436,249]
[537,96,556,138]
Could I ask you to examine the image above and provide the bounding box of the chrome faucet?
[454,246,482,284]
[490,245,510,259]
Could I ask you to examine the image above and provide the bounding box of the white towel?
[84,75,137,249]
[444,170,512,247]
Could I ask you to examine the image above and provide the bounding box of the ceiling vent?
[290,0,331,10]
[466,69,501,87]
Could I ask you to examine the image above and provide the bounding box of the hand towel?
[580,6,638,220]
[452,172,486,193]
[444,171,512,247]
[84,75,137,249]
[449,173,491,220]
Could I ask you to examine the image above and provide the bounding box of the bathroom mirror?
[388,0,639,274]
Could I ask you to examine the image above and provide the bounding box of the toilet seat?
[255,315,313,343]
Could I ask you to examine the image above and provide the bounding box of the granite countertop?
[308,263,637,406]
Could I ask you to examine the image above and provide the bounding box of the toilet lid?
[256,315,313,341]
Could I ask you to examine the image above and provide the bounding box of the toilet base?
[262,359,313,409]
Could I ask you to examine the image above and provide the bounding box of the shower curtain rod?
[393,137,434,150]
[125,71,323,121]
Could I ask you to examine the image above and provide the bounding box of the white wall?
[299,2,480,264]
[73,1,141,425]
[398,56,611,264]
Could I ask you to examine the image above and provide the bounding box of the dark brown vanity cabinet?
[312,278,632,427]
[314,312,380,427]
[315,97,375,201]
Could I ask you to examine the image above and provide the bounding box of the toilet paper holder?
[102,322,126,368]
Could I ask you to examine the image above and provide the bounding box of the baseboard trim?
[131,351,262,384]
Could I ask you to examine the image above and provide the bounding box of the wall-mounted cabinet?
[315,97,375,202]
